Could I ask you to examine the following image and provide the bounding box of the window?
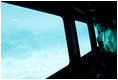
[1,2,69,79]
[75,20,91,57]
[94,25,99,46]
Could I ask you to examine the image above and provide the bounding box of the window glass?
[75,20,91,57]
[94,25,99,46]
[1,2,69,79]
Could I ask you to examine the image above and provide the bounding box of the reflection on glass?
[1,2,69,79]
[75,21,91,57]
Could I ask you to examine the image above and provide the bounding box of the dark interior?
[3,1,117,79]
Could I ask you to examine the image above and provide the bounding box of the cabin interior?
[2,1,117,79]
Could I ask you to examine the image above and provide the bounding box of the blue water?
[1,2,69,79]
[75,21,91,57]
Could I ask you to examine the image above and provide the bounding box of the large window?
[75,21,91,57]
[1,2,69,79]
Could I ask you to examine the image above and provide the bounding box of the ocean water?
[1,2,69,79]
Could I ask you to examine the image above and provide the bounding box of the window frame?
[63,18,97,60]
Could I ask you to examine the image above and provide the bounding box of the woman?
[95,22,117,53]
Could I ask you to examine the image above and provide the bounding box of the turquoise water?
[1,2,69,79]
[75,21,91,57]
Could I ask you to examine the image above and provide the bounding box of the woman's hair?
[103,28,117,53]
